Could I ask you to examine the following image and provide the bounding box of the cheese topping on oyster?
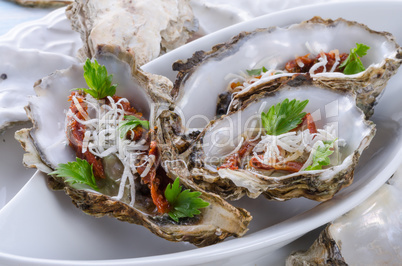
[251,125,344,173]
[225,47,351,100]
[214,99,346,176]
[67,90,152,207]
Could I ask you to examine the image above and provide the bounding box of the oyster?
[172,16,402,125]
[66,0,198,66]
[286,166,402,265]
[15,51,251,247]
[159,76,375,201]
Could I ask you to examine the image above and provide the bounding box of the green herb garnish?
[246,66,268,76]
[50,157,99,191]
[304,140,336,171]
[77,58,117,99]
[165,178,210,222]
[261,98,309,136]
[118,115,150,139]
[339,43,370,75]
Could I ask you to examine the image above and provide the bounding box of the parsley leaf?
[118,115,150,139]
[77,58,117,99]
[261,98,309,136]
[246,66,268,76]
[304,140,336,171]
[50,157,99,191]
[165,178,210,222]
[339,43,370,75]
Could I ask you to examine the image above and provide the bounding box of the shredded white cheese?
[67,94,150,206]
[310,49,341,74]
[329,49,340,72]
[309,51,328,74]
[252,124,344,169]
[225,47,343,109]
[224,69,286,94]
[296,57,305,68]
[140,154,155,178]
[72,96,91,121]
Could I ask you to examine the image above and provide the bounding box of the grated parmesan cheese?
[252,124,344,169]
[329,49,340,72]
[68,94,150,206]
[309,51,328,74]
[225,45,344,108]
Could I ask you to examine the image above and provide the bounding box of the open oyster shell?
[286,167,402,265]
[159,76,376,201]
[172,16,402,124]
[15,51,251,247]
[66,0,198,66]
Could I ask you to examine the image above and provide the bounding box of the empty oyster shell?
[172,16,402,125]
[15,51,251,247]
[286,166,402,265]
[66,0,198,66]
[159,76,375,201]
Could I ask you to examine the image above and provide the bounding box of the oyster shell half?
[159,76,375,201]
[66,0,198,66]
[15,52,251,247]
[172,16,402,127]
[286,167,402,265]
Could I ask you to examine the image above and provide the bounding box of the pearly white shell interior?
[29,56,152,169]
[329,170,402,264]
[202,85,373,159]
[176,20,397,130]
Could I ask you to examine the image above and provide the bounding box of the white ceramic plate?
[1,1,402,265]
[0,7,80,208]
[0,7,81,55]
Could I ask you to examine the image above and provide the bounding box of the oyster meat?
[172,16,402,125]
[15,52,251,247]
[286,165,402,265]
[159,76,376,201]
[66,0,198,66]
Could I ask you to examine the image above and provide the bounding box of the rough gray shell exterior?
[286,225,347,266]
[66,0,198,66]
